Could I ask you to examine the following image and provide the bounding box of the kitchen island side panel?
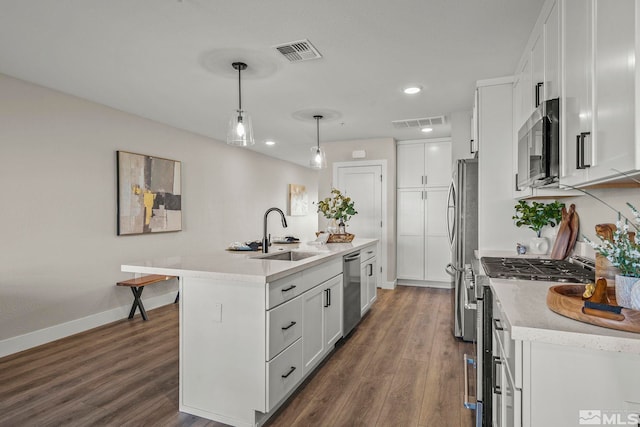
[180,276,266,426]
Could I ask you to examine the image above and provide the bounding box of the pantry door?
[334,160,387,288]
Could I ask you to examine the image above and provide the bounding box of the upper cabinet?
[561,0,636,186]
[397,139,452,188]
[514,0,560,131]
[515,0,639,190]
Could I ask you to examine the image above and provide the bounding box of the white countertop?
[121,238,378,283]
[488,276,640,355]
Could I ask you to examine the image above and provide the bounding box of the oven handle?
[464,276,477,310]
[463,354,477,410]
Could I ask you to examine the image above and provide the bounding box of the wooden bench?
[117,274,177,321]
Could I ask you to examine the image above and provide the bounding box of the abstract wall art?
[288,184,308,216]
[117,151,182,235]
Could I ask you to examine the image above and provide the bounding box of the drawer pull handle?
[281,285,297,292]
[281,366,296,378]
[493,318,504,331]
[281,321,297,330]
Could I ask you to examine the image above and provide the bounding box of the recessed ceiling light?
[421,127,433,133]
[265,140,276,146]
[403,86,422,95]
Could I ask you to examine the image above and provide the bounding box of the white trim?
[476,75,515,87]
[332,160,388,292]
[0,292,178,358]
[397,137,452,145]
[397,279,453,289]
[379,279,396,290]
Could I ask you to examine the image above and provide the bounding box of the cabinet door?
[302,284,325,375]
[397,189,425,280]
[360,261,369,314]
[589,0,635,182]
[519,56,533,123]
[531,31,544,110]
[424,141,452,187]
[324,276,343,349]
[561,0,591,185]
[425,189,450,282]
[368,256,377,307]
[544,0,560,100]
[397,143,425,188]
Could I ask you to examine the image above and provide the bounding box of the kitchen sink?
[252,251,317,261]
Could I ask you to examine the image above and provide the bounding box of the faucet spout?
[262,207,288,253]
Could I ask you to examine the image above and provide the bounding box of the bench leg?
[174,291,179,304]
[128,287,148,321]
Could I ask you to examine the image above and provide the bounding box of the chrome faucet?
[262,207,288,253]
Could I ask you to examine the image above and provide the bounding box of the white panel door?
[425,188,450,282]
[335,163,384,287]
[397,189,424,280]
[423,141,452,188]
[397,143,424,188]
[302,284,324,375]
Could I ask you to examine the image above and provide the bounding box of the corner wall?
[0,74,319,356]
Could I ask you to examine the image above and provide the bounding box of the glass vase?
[614,274,639,309]
[327,219,338,234]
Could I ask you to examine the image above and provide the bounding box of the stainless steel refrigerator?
[446,158,478,341]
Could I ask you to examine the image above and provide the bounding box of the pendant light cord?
[237,66,242,111]
[314,115,323,151]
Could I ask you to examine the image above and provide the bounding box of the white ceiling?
[0,0,544,167]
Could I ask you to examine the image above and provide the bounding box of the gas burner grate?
[480,257,595,284]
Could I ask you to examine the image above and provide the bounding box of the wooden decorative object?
[546,280,640,333]
[550,204,579,260]
[315,232,355,243]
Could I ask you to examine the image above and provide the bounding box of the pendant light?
[310,115,327,169]
[227,62,254,146]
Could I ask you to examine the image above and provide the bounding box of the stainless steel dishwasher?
[342,251,361,336]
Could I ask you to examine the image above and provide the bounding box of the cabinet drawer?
[361,245,377,262]
[267,338,303,411]
[267,272,303,309]
[303,257,342,286]
[267,296,303,360]
[493,295,521,389]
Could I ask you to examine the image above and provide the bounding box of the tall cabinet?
[397,139,451,284]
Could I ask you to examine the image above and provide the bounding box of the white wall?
[0,74,318,355]
[318,138,397,286]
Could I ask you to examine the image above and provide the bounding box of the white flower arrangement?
[585,203,640,278]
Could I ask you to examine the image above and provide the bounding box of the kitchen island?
[121,238,377,427]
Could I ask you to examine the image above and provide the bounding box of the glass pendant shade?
[226,62,254,146]
[309,146,327,169]
[309,114,326,169]
[227,110,254,146]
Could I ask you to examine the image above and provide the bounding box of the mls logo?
[579,410,601,425]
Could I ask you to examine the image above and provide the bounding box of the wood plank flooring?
[0,286,475,427]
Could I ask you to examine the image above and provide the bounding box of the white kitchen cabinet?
[544,0,560,101]
[561,0,637,186]
[397,188,450,283]
[360,247,377,315]
[302,274,343,375]
[397,140,452,189]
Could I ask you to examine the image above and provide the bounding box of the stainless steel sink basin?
[252,251,317,261]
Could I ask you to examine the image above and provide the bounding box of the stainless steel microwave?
[517,98,560,189]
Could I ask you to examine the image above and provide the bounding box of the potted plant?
[316,188,357,234]
[585,203,640,309]
[512,200,564,254]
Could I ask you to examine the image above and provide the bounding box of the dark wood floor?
[0,286,475,427]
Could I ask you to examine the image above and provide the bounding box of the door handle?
[535,82,544,107]
[576,132,591,169]
[324,289,329,307]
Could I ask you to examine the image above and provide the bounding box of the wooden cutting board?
[550,204,577,259]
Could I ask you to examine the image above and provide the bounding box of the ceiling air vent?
[392,115,447,129]
[274,39,322,63]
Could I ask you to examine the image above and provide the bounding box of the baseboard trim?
[379,279,396,290]
[0,292,178,359]
[397,279,453,289]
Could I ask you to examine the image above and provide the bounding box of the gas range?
[480,256,595,284]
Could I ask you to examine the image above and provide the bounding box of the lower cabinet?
[360,250,377,315]
[302,274,343,375]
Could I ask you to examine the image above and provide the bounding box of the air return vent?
[274,39,322,62]
[392,115,446,129]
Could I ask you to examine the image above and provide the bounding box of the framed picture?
[117,151,182,235]
[288,184,308,216]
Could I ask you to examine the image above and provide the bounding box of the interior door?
[335,163,384,286]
